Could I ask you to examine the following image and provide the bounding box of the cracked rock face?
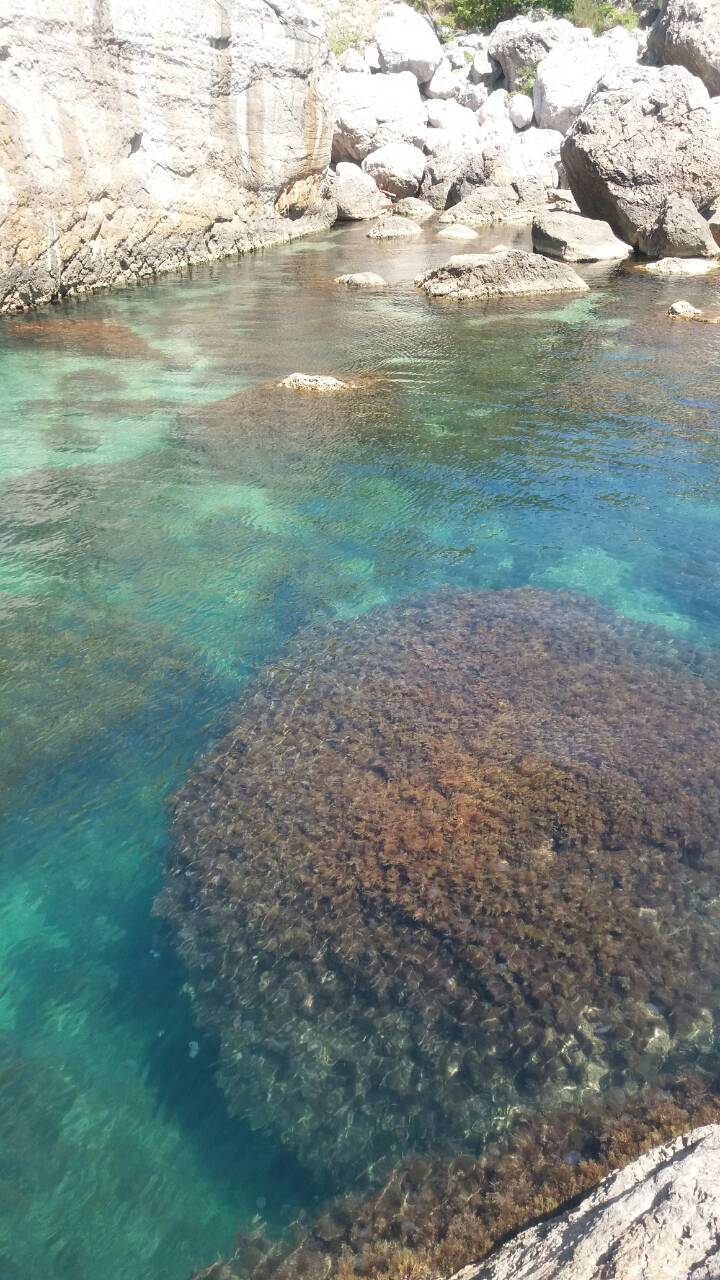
[649,0,720,96]
[0,0,336,312]
[456,1125,720,1280]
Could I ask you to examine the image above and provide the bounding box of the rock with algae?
[159,588,720,1185]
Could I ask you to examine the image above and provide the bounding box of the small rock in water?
[437,224,479,241]
[644,257,719,275]
[367,216,423,240]
[335,272,387,288]
[279,373,349,392]
[188,1040,200,1059]
[393,196,435,222]
[668,300,702,317]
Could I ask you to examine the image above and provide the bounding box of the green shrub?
[450,0,572,33]
[571,0,638,32]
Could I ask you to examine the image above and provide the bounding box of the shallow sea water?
[1,221,720,1279]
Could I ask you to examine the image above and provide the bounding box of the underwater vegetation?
[193,1074,720,1280]
[160,587,720,1190]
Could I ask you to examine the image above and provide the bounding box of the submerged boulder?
[532,210,633,261]
[159,590,720,1181]
[561,65,720,248]
[649,0,720,96]
[416,249,589,299]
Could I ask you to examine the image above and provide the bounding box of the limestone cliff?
[0,0,337,311]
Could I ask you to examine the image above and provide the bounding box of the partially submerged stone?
[437,223,479,241]
[367,215,422,239]
[416,248,589,300]
[335,272,387,288]
[668,300,720,323]
[393,195,435,221]
[532,210,633,262]
[643,257,719,275]
[278,373,348,392]
[639,194,719,260]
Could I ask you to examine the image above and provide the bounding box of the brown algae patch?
[6,315,156,360]
[158,588,720,1183]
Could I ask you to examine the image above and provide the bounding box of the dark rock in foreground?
[159,589,720,1183]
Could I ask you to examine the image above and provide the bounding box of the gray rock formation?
[416,249,589,300]
[533,27,640,134]
[374,2,443,82]
[367,215,422,238]
[489,14,584,91]
[532,210,633,261]
[335,271,387,287]
[443,181,549,227]
[452,1125,720,1280]
[639,194,719,258]
[335,163,389,221]
[562,65,720,249]
[332,70,426,164]
[649,0,720,95]
[362,142,426,198]
[0,0,336,312]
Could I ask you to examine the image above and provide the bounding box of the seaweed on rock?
[158,588,720,1185]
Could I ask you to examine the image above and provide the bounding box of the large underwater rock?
[0,0,336,312]
[457,1125,720,1280]
[160,589,720,1184]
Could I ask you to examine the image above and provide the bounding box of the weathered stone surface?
[0,0,336,312]
[336,47,368,74]
[393,196,435,221]
[443,181,547,227]
[669,299,702,316]
[332,70,426,164]
[562,65,720,248]
[643,256,720,274]
[279,374,348,392]
[367,215,422,238]
[362,142,426,198]
[335,162,389,221]
[416,249,589,299]
[533,28,640,134]
[335,272,387,287]
[639,194,719,259]
[532,210,633,262]
[454,1126,720,1280]
[424,58,463,100]
[374,1,442,82]
[437,224,479,241]
[649,0,720,95]
[489,14,584,91]
[509,93,534,130]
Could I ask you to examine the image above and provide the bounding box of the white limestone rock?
[489,14,586,92]
[0,0,337,312]
[437,224,479,240]
[335,163,390,221]
[643,256,720,273]
[639,193,719,259]
[374,2,443,83]
[509,93,534,130]
[452,1126,720,1280]
[280,374,348,392]
[533,28,640,134]
[394,196,435,221]
[332,71,427,164]
[362,142,426,198]
[337,47,368,73]
[335,272,388,287]
[649,0,720,96]
[367,215,423,238]
[532,210,633,261]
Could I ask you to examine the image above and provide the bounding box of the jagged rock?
[335,163,389,221]
[332,70,427,164]
[362,142,426,198]
[649,0,720,95]
[367,215,423,238]
[335,272,387,287]
[374,2,443,82]
[394,196,435,221]
[337,47,368,73]
[643,256,720,274]
[0,0,336,312]
[509,93,534,129]
[532,210,633,261]
[454,1126,720,1280]
[489,14,585,91]
[562,65,720,249]
[416,248,589,299]
[456,81,490,112]
[437,224,479,240]
[533,28,640,134]
[639,194,719,259]
[279,374,348,392]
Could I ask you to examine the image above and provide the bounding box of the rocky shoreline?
[1,0,718,312]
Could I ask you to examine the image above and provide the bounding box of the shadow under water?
[160,587,720,1199]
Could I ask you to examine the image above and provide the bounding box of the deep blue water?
[1,222,720,1278]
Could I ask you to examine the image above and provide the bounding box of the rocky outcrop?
[362,141,426,197]
[561,65,720,249]
[533,27,639,134]
[416,249,589,299]
[489,14,584,90]
[332,70,426,163]
[532,210,633,261]
[649,0,720,95]
[454,1126,720,1280]
[639,193,719,259]
[374,2,443,82]
[0,0,336,312]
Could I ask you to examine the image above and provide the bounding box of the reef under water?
[159,587,720,1194]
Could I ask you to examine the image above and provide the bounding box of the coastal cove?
[2,219,720,1278]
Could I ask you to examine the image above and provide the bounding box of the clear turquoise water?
[1,222,720,1279]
